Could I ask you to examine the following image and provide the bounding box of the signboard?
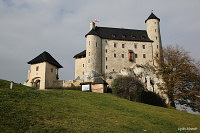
[82,84,90,91]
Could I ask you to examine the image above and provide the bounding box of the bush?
[141,91,167,107]
[111,76,145,102]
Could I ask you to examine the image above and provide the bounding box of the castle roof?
[28,51,63,68]
[145,12,160,23]
[85,27,153,42]
[73,50,86,58]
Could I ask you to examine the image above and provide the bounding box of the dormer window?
[141,36,146,39]
[131,35,136,39]
[112,34,116,38]
[122,34,126,38]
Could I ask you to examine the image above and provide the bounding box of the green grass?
[0,79,199,133]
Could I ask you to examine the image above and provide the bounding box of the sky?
[0,0,200,84]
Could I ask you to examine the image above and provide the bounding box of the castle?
[74,12,162,84]
[24,12,164,95]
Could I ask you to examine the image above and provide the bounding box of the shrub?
[141,91,167,107]
[111,75,145,102]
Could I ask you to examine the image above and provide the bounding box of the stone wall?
[102,39,154,75]
[74,57,86,80]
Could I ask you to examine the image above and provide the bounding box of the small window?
[134,44,137,49]
[155,22,156,24]
[156,54,159,57]
[106,65,108,69]
[122,34,126,38]
[143,45,145,49]
[114,43,116,48]
[135,54,138,58]
[89,41,90,46]
[143,54,146,58]
[113,69,115,72]
[122,44,125,48]
[36,66,39,71]
[114,53,116,58]
[51,68,53,73]
[156,36,158,40]
[83,71,84,75]
[141,36,145,39]
[122,54,124,58]
[83,64,84,67]
[112,34,116,38]
[128,51,134,61]
[88,59,90,63]
[96,42,98,47]
[106,57,107,61]
[157,45,159,49]
[105,40,107,43]
[106,49,107,53]
[89,52,90,56]
[155,29,157,32]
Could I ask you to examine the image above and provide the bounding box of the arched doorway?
[31,77,41,89]
[35,79,40,89]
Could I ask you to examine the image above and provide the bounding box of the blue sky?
[0,0,200,83]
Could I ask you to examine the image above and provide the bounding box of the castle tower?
[85,22,102,80]
[145,12,162,65]
[24,51,63,89]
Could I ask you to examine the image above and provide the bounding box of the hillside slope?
[0,79,199,133]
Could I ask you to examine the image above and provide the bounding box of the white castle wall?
[74,57,86,80]
[101,39,154,75]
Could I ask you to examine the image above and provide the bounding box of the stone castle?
[24,12,166,98]
[74,12,162,82]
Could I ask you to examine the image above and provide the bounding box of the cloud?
[0,0,200,83]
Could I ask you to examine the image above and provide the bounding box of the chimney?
[90,22,95,30]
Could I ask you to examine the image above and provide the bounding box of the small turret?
[146,12,162,65]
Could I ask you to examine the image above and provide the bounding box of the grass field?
[0,79,199,133]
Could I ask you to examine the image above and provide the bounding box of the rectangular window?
[36,66,39,71]
[128,51,134,61]
[96,42,98,47]
[155,29,157,32]
[135,54,137,58]
[88,59,90,63]
[157,45,159,49]
[106,65,107,69]
[156,54,159,57]
[156,36,158,40]
[89,41,90,46]
[143,54,146,58]
[114,43,116,48]
[122,44,125,48]
[122,54,124,58]
[106,57,107,61]
[113,69,115,72]
[114,53,116,58]
[134,44,137,49]
[51,68,53,72]
[83,64,84,67]
[106,49,107,53]
[143,45,145,49]
[89,52,90,56]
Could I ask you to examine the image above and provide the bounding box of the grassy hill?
[0,79,199,133]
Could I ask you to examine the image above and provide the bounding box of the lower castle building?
[74,12,162,83]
